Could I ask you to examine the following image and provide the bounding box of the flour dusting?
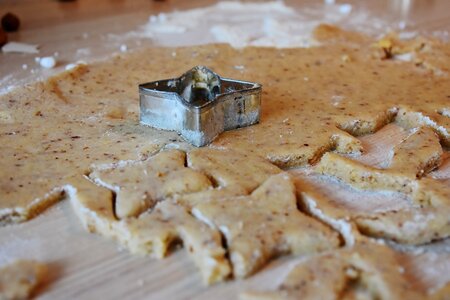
[134,1,394,48]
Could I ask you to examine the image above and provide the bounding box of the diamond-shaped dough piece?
[192,173,340,278]
[0,260,47,300]
[90,150,212,219]
[354,206,450,244]
[354,176,450,244]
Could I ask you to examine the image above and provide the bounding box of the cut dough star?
[192,173,340,278]
[316,135,450,244]
[90,149,212,218]
[118,200,231,284]
[68,148,289,284]
[66,174,230,285]
[241,241,426,300]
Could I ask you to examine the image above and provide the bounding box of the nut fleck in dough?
[241,241,426,300]
[192,173,340,278]
[90,149,212,218]
[0,260,46,300]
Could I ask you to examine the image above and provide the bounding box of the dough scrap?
[241,241,430,300]
[192,173,340,278]
[89,149,212,218]
[0,260,46,300]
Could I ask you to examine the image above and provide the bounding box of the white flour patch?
[132,1,394,48]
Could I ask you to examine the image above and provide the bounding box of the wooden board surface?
[1,1,450,299]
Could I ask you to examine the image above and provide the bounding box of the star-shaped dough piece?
[241,241,423,300]
[192,173,340,278]
[69,148,287,283]
[118,200,231,284]
[316,141,450,244]
[90,149,212,218]
[66,175,230,285]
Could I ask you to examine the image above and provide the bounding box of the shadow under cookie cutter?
[139,66,262,147]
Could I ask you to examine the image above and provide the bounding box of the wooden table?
[1,1,450,299]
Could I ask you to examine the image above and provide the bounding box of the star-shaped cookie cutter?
[139,66,261,147]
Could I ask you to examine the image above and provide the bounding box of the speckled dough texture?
[241,239,448,300]
[0,260,47,300]
[1,24,450,223]
[1,24,450,296]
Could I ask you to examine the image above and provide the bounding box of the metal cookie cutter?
[139,66,261,147]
